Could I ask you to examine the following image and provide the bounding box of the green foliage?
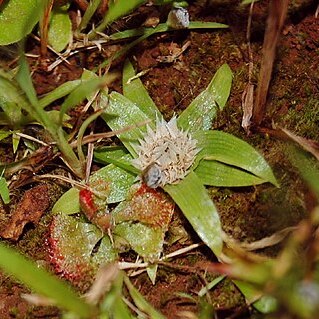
[0,0,43,45]
[165,172,223,256]
[241,0,260,4]
[194,130,278,186]
[0,175,10,204]
[48,5,72,52]
[0,242,95,317]
[178,63,232,132]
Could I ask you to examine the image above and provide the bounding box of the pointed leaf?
[59,77,103,123]
[102,91,152,156]
[193,130,278,186]
[178,63,232,133]
[38,80,81,109]
[123,59,162,121]
[124,276,166,319]
[195,159,266,187]
[16,55,39,108]
[233,280,277,313]
[164,171,223,256]
[0,130,12,141]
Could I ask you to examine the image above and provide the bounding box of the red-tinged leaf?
[48,214,117,290]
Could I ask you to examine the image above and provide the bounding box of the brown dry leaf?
[0,184,50,240]
[241,82,254,132]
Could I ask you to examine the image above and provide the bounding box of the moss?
[281,99,319,139]
[211,278,245,310]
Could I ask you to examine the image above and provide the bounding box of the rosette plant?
[51,60,278,285]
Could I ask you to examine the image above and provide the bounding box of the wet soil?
[0,0,318,318]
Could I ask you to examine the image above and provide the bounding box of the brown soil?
[0,0,318,318]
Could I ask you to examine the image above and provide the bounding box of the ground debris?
[0,184,50,241]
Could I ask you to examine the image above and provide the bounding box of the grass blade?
[124,276,166,319]
[0,242,95,317]
[78,0,101,31]
[59,77,103,123]
[38,80,81,109]
[109,21,228,41]
[178,64,233,133]
[16,54,38,108]
[164,171,223,257]
[194,130,278,186]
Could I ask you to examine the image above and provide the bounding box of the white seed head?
[132,117,199,187]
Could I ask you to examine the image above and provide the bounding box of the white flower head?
[132,117,199,188]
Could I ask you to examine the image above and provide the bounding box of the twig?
[253,0,289,126]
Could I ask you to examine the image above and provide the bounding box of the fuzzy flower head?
[132,117,199,188]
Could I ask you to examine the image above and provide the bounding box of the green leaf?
[0,74,30,127]
[233,280,277,314]
[93,146,139,175]
[164,171,223,257]
[194,130,279,187]
[0,176,10,204]
[194,160,265,187]
[124,276,166,319]
[49,214,117,285]
[0,242,94,317]
[89,160,135,204]
[122,59,162,121]
[109,21,228,41]
[78,0,101,31]
[53,163,135,216]
[146,264,158,285]
[38,80,81,109]
[48,5,72,52]
[93,0,146,35]
[178,63,233,133]
[241,0,260,5]
[287,147,319,200]
[102,91,152,157]
[12,132,20,153]
[114,222,164,261]
[17,54,38,108]
[0,0,42,45]
[0,130,12,141]
[187,21,228,29]
[198,275,226,297]
[59,77,103,123]
[52,188,80,215]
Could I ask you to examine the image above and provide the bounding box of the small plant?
[50,60,278,290]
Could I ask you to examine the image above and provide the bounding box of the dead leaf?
[241,83,254,132]
[0,184,50,240]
